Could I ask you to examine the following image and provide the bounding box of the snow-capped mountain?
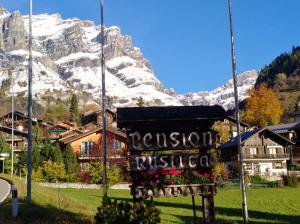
[0,6,257,110]
[178,70,258,110]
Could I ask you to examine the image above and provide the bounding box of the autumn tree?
[212,121,230,143]
[242,85,283,127]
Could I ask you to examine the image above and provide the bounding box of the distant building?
[0,110,52,139]
[220,128,294,177]
[59,126,127,170]
[81,109,116,128]
[0,125,28,153]
[267,122,300,169]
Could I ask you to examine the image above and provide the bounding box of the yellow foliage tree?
[242,85,283,127]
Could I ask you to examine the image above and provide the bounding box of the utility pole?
[100,0,108,197]
[227,0,249,223]
[11,68,14,177]
[27,0,33,205]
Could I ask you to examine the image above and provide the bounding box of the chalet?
[81,109,116,128]
[0,110,52,139]
[60,126,127,170]
[267,122,300,169]
[0,125,28,153]
[220,128,294,177]
[47,121,76,140]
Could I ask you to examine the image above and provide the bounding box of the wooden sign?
[117,106,227,224]
[127,130,217,151]
[130,153,211,171]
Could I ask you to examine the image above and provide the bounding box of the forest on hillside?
[256,46,300,122]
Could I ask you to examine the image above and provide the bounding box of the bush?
[89,162,122,186]
[250,175,263,183]
[32,160,66,183]
[282,174,298,187]
[95,197,161,224]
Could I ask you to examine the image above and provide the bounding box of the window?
[275,162,282,169]
[249,148,257,155]
[80,141,96,156]
[269,148,276,155]
[114,140,121,150]
[245,163,252,170]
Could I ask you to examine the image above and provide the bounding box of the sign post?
[0,153,9,173]
[117,106,226,224]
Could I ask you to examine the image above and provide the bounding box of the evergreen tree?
[0,136,11,173]
[32,126,42,169]
[51,143,63,164]
[69,94,80,124]
[40,140,52,163]
[63,144,78,174]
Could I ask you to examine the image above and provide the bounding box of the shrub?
[89,162,122,186]
[95,197,161,224]
[250,175,263,183]
[32,160,66,183]
[282,174,298,187]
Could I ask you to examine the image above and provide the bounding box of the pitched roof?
[0,125,29,138]
[226,116,251,128]
[267,122,300,133]
[60,126,126,144]
[220,128,294,149]
[82,109,116,117]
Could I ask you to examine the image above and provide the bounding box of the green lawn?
[0,174,300,224]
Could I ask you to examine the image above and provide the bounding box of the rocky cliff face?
[0,6,257,110]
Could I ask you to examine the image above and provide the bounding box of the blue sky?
[1,0,300,94]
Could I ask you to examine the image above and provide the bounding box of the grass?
[0,174,300,223]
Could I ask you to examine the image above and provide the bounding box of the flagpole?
[27,0,33,204]
[100,0,108,197]
[11,69,14,177]
[227,0,249,223]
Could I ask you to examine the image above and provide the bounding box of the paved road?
[0,179,10,203]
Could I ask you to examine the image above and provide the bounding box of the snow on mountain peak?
[178,70,258,110]
[0,6,258,110]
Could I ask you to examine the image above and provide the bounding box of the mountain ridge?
[0,6,257,111]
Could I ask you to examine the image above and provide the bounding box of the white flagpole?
[228,0,249,223]
[27,0,33,204]
[100,0,108,197]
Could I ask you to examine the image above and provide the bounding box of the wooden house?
[81,109,116,129]
[0,110,52,139]
[60,126,127,170]
[0,125,28,153]
[220,128,294,177]
[267,122,300,169]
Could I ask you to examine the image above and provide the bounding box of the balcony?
[244,153,289,160]
[78,152,100,160]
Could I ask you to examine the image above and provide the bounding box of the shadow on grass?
[0,199,93,224]
[110,196,300,224]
